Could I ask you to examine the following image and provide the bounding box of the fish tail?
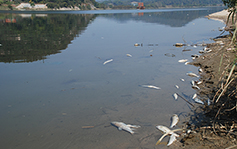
[155,140,161,145]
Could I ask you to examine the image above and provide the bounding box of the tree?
[222,0,237,42]
[8,4,13,10]
[0,0,3,6]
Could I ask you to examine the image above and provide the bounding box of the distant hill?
[98,0,224,9]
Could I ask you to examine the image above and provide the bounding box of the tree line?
[0,0,106,9]
[101,0,224,9]
[0,0,229,10]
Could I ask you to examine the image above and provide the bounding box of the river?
[0,7,226,149]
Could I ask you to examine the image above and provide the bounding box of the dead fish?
[165,53,175,57]
[173,93,178,100]
[198,68,203,73]
[148,43,159,46]
[141,85,161,90]
[149,49,154,53]
[203,47,211,52]
[196,80,203,85]
[134,43,142,47]
[156,125,181,146]
[174,43,186,47]
[199,50,205,54]
[170,114,179,128]
[111,121,140,134]
[207,98,211,106]
[191,80,195,86]
[192,93,197,99]
[186,72,199,78]
[103,59,113,65]
[178,59,188,63]
[191,54,200,59]
[126,54,132,57]
[193,97,204,104]
[180,78,185,82]
[182,49,192,52]
[216,40,224,45]
[192,85,200,90]
[175,85,179,89]
[185,62,191,65]
[167,133,178,146]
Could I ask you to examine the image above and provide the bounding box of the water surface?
[0,7,226,149]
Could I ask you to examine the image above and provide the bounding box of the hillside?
[0,0,224,10]
[100,0,224,9]
[0,0,103,10]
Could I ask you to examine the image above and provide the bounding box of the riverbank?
[178,9,237,149]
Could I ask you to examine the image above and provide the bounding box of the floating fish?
[191,80,195,86]
[170,114,179,128]
[182,49,192,52]
[174,43,186,47]
[191,54,200,59]
[134,43,143,47]
[126,54,132,57]
[141,85,161,90]
[207,98,211,106]
[180,78,185,82]
[103,59,113,65]
[196,80,203,85]
[193,98,204,104]
[203,47,211,52]
[185,62,191,65]
[198,68,203,73]
[178,59,188,63]
[175,85,179,89]
[192,85,200,90]
[199,48,212,54]
[165,53,175,57]
[156,125,181,146]
[186,72,199,78]
[173,93,178,100]
[199,50,205,54]
[192,93,197,99]
[111,121,140,134]
[149,49,154,53]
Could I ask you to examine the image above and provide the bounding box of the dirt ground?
[171,9,237,149]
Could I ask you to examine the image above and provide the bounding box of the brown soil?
[174,10,237,149]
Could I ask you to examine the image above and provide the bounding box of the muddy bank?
[177,10,237,149]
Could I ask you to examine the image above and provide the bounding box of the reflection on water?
[0,7,224,63]
[0,7,226,149]
[0,13,96,63]
[101,7,224,27]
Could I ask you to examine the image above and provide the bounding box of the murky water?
[0,7,226,149]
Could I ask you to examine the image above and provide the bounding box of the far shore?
[0,3,225,11]
[206,9,229,22]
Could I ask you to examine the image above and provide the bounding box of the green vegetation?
[0,0,105,9]
[100,0,223,9]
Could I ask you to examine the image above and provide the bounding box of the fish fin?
[128,125,140,128]
[156,134,168,145]
[167,133,177,146]
[155,140,161,145]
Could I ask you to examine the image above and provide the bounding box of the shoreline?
[180,9,237,148]
[206,9,229,23]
